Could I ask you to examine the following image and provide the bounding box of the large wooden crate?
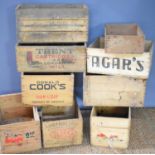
[83,74,146,107]
[87,37,153,79]
[22,73,74,106]
[105,24,145,53]
[90,107,131,149]
[16,44,86,72]
[41,102,83,148]
[0,93,41,153]
[16,4,88,43]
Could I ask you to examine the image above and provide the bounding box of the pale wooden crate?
[0,93,41,153]
[87,37,153,79]
[16,44,86,72]
[16,4,88,43]
[41,103,83,148]
[21,73,74,106]
[105,24,145,53]
[90,107,131,149]
[83,74,146,107]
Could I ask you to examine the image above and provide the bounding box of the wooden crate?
[41,102,83,148]
[16,4,88,43]
[105,24,145,53]
[83,74,146,107]
[90,107,131,149]
[22,73,74,106]
[0,93,41,153]
[87,37,153,79]
[16,44,86,72]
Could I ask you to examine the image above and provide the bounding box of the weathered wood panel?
[87,37,153,79]
[90,107,131,149]
[42,106,83,148]
[16,45,86,72]
[22,73,74,106]
[0,94,41,153]
[105,24,145,53]
[84,74,146,107]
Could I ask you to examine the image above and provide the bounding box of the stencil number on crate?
[30,81,66,90]
[91,56,144,72]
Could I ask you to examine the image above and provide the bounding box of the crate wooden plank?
[22,73,74,106]
[87,37,153,79]
[84,74,146,107]
[16,4,88,43]
[0,93,41,153]
[105,24,145,53]
[16,45,86,72]
[18,31,88,43]
[42,105,83,148]
[90,107,131,149]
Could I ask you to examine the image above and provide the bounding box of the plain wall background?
[0,0,155,107]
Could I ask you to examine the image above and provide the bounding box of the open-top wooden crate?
[0,93,41,153]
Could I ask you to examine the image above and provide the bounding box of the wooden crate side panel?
[105,35,144,53]
[18,19,88,32]
[84,75,145,107]
[16,46,86,72]
[18,31,88,43]
[87,46,151,79]
[22,75,74,106]
[0,121,41,153]
[42,118,82,148]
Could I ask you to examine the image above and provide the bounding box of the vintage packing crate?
[87,37,153,79]
[41,102,83,148]
[105,24,145,53]
[16,44,86,72]
[0,93,41,153]
[84,74,146,107]
[22,73,74,106]
[16,4,88,43]
[90,107,131,149]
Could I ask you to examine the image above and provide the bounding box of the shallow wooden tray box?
[91,107,131,149]
[0,93,41,153]
[41,101,83,148]
[87,37,153,79]
[22,73,74,106]
[16,43,86,72]
[16,4,88,43]
[83,74,146,107]
[105,24,145,53]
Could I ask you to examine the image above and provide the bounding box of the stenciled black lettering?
[136,60,144,72]
[30,84,36,90]
[112,58,120,69]
[59,84,66,89]
[122,59,131,70]
[92,56,99,67]
[102,57,110,68]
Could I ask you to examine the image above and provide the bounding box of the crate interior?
[42,105,78,121]
[0,106,34,125]
[94,107,129,118]
[106,24,138,36]
[90,37,104,49]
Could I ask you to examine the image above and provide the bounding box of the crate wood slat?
[16,45,86,72]
[0,93,41,154]
[105,24,145,53]
[84,74,146,107]
[22,73,74,106]
[87,37,153,79]
[16,4,88,43]
[91,107,131,149]
[42,104,83,148]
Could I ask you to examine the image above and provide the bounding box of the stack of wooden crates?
[84,24,153,149]
[0,4,88,153]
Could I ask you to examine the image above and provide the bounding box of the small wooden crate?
[22,73,74,106]
[16,44,86,72]
[0,93,41,153]
[105,24,145,53]
[87,37,153,79]
[90,107,131,149]
[41,102,83,148]
[16,4,88,43]
[84,74,146,107]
